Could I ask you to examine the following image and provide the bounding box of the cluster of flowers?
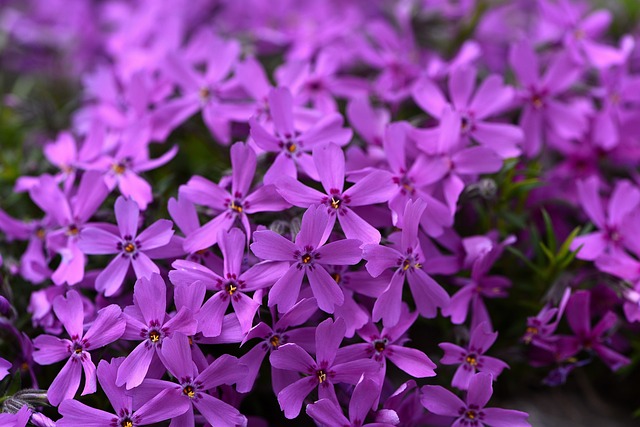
[1,0,639,425]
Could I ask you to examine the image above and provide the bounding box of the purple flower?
[238,297,318,394]
[0,405,31,427]
[337,306,437,384]
[180,142,290,253]
[421,372,531,427]
[90,128,178,210]
[78,196,174,296]
[249,87,352,184]
[153,38,246,144]
[560,290,630,371]
[269,318,380,419]
[170,227,288,335]
[439,322,509,390]
[443,236,514,329]
[135,333,247,427]
[32,290,125,405]
[251,204,363,313]
[306,375,398,427]
[364,199,450,326]
[276,143,395,244]
[0,356,11,381]
[28,171,108,285]
[116,273,197,389]
[412,65,522,158]
[58,358,189,426]
[570,177,640,261]
[509,40,588,157]
[523,288,571,351]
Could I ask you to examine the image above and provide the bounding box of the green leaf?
[541,208,557,254]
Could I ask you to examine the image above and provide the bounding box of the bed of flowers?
[1,0,640,426]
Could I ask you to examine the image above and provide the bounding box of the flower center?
[112,163,126,175]
[466,354,478,366]
[230,200,243,213]
[66,224,80,236]
[73,343,83,354]
[148,330,161,343]
[316,370,327,383]
[531,94,544,109]
[374,339,387,353]
[330,196,341,209]
[199,87,211,100]
[225,282,238,295]
[286,141,297,153]
[36,227,46,240]
[301,253,312,264]
[331,273,341,283]
[124,242,136,253]
[121,419,133,427]
[270,335,280,348]
[183,385,195,398]
[466,410,477,420]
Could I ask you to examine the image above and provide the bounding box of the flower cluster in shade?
[1,0,639,425]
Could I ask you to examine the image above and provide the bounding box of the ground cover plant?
[2,0,640,426]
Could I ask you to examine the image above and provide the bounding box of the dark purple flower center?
[148,330,161,343]
[183,385,196,398]
[296,246,319,268]
[66,224,80,236]
[120,418,133,427]
[373,338,388,353]
[270,335,281,348]
[225,281,238,295]
[465,354,478,367]
[316,369,327,383]
[230,199,243,213]
[118,235,140,257]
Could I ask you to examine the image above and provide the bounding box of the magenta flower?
[170,227,288,336]
[560,290,630,371]
[364,199,450,326]
[238,297,319,395]
[276,143,395,244]
[412,65,523,158]
[443,236,513,329]
[180,142,290,253]
[270,318,380,419]
[135,333,247,427]
[90,128,178,210]
[58,358,189,426]
[306,375,398,427]
[0,357,11,381]
[32,290,125,405]
[28,171,108,286]
[116,273,197,389]
[251,204,363,313]
[249,87,352,184]
[439,322,509,390]
[78,196,174,296]
[337,306,437,382]
[421,373,530,427]
[153,38,247,144]
[523,288,571,351]
[509,40,588,157]
[570,177,640,261]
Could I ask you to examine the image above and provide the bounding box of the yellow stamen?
[374,341,385,352]
[301,254,312,264]
[149,331,160,343]
[316,370,327,383]
[124,243,136,253]
[183,385,195,398]
[270,336,280,348]
[287,143,297,153]
[227,283,237,295]
[330,197,341,209]
[466,355,478,366]
[466,411,476,420]
[112,163,126,175]
[67,225,79,236]
[230,201,243,213]
[121,420,133,427]
[199,87,211,100]
[36,228,45,240]
[331,273,341,283]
